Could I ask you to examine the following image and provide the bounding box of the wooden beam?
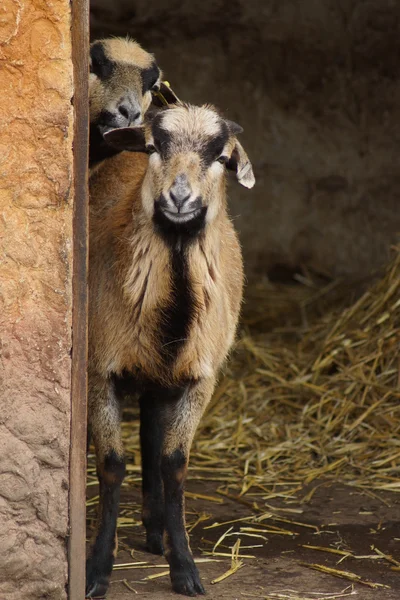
[69,0,89,598]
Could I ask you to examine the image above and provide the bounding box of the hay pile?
[89,250,400,510]
[191,249,400,500]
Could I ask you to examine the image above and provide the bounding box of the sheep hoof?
[85,579,109,599]
[170,557,205,596]
[85,561,110,598]
[146,532,164,555]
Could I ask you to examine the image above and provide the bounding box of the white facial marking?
[209,161,224,176]
[161,105,221,138]
[200,113,222,137]
[149,152,161,164]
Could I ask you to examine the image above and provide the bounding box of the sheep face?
[144,105,255,231]
[104,104,255,234]
[89,37,161,135]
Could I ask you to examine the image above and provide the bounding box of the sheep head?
[104,104,255,235]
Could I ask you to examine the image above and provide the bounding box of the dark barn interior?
[87,2,400,598]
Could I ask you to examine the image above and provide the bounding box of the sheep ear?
[103,127,146,152]
[225,120,244,136]
[152,81,181,107]
[226,139,255,189]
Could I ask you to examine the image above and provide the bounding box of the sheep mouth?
[162,208,203,223]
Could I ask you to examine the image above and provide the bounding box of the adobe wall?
[91,0,400,280]
[0,0,73,598]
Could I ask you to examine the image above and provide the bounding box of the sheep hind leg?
[139,390,164,555]
[161,378,215,597]
[86,376,125,598]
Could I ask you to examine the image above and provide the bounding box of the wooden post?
[69,0,89,597]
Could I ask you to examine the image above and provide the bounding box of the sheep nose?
[117,103,141,126]
[169,176,192,210]
[169,188,191,209]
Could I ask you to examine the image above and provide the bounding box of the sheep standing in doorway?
[86,103,255,597]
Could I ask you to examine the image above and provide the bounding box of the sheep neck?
[119,206,224,370]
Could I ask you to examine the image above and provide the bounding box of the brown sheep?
[86,103,255,598]
[89,36,161,169]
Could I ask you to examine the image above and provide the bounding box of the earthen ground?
[87,478,400,599]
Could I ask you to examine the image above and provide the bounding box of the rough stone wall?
[91,0,400,280]
[0,1,73,598]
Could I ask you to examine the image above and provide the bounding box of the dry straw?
[191,248,400,498]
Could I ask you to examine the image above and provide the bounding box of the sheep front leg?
[86,376,125,599]
[140,390,165,555]
[161,378,215,597]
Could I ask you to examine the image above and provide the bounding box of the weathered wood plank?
[69,0,89,597]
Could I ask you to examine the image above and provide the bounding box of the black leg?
[86,451,125,598]
[162,448,204,596]
[138,377,214,596]
[139,391,164,555]
[86,376,125,598]
[158,380,215,596]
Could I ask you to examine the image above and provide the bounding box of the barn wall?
[0,1,74,598]
[91,0,400,280]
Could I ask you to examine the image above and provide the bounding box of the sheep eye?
[217,155,228,164]
[146,144,157,155]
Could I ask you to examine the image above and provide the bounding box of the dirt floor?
[87,476,400,600]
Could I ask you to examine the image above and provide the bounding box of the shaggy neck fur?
[111,188,226,371]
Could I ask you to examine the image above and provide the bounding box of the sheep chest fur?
[89,152,242,383]
[86,103,255,598]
